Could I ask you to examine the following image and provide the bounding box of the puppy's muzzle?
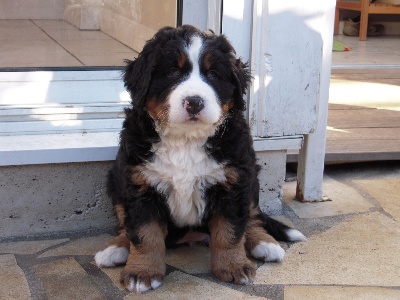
[183,96,204,116]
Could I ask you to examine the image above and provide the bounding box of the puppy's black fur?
[96,25,304,292]
[111,26,258,245]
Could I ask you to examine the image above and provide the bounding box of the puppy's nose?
[183,96,204,115]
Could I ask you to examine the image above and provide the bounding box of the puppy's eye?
[207,70,220,80]
[167,68,180,78]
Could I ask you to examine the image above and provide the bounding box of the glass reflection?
[0,0,176,69]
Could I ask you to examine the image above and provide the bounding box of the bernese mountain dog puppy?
[95,25,305,293]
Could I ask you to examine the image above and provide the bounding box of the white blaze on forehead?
[187,35,203,73]
[167,35,222,129]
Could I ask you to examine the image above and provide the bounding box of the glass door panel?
[0,0,177,69]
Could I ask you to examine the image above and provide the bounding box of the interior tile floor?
[0,19,138,68]
[332,34,400,67]
[1,19,399,69]
[326,34,400,163]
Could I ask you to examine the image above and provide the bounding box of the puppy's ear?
[123,43,158,112]
[124,27,177,111]
[231,58,251,111]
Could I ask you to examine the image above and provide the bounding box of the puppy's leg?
[120,221,167,293]
[245,205,306,262]
[95,204,130,267]
[209,216,255,285]
[245,217,285,262]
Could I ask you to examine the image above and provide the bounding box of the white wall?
[100,0,176,52]
[0,0,64,19]
[250,0,333,137]
[64,0,103,30]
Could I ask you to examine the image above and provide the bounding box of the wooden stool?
[334,0,400,40]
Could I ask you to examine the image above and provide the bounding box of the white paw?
[127,278,162,293]
[286,229,307,242]
[250,242,285,262]
[95,245,129,267]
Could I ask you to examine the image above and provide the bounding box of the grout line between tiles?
[332,64,400,69]
[29,19,85,66]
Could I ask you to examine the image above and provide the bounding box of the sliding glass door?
[0,0,177,69]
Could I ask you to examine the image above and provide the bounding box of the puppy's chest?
[141,140,226,226]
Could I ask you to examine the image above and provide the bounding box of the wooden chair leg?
[359,0,370,41]
[334,7,340,35]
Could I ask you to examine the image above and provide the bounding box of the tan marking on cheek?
[222,100,235,113]
[129,165,149,193]
[146,97,169,126]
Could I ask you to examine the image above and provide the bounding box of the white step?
[1,102,127,135]
[0,132,119,166]
[0,70,304,167]
[0,70,128,165]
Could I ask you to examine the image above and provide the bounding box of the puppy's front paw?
[213,262,255,285]
[212,251,255,285]
[120,268,164,293]
[120,248,166,293]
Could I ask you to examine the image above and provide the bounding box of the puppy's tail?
[259,213,306,242]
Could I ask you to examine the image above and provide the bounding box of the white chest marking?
[141,136,226,227]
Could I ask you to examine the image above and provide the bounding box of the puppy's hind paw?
[250,242,285,262]
[95,245,129,267]
[285,229,306,242]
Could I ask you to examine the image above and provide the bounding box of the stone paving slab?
[0,254,31,300]
[284,286,400,300]
[354,179,400,222]
[97,264,125,291]
[0,238,69,255]
[34,257,105,300]
[255,212,400,287]
[39,234,111,258]
[124,271,267,300]
[165,244,211,274]
[282,176,374,218]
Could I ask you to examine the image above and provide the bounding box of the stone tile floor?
[1,161,399,300]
